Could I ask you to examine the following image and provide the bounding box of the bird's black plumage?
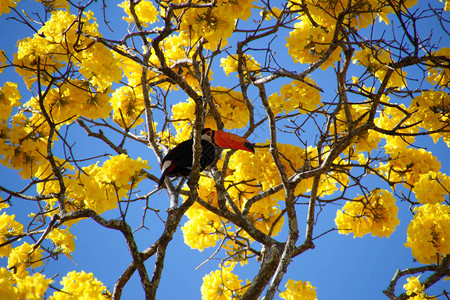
[158,138,216,187]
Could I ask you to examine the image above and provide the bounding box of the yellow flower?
[286,16,341,70]
[16,272,52,300]
[182,206,222,251]
[201,265,244,300]
[7,242,43,279]
[0,212,24,258]
[280,279,317,300]
[335,189,400,238]
[0,0,19,16]
[403,276,424,296]
[268,79,322,115]
[405,204,450,264]
[46,228,76,254]
[50,270,110,300]
[354,46,407,88]
[110,86,145,129]
[0,267,19,299]
[118,0,158,26]
[0,82,21,122]
[413,171,450,204]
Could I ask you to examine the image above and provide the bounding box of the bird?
[158,128,255,187]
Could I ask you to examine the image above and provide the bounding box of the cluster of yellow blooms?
[38,154,149,215]
[220,54,260,78]
[178,0,254,50]
[14,10,121,90]
[405,204,450,264]
[413,171,450,205]
[335,189,400,238]
[279,279,317,300]
[201,265,246,300]
[267,79,322,115]
[410,90,450,145]
[426,47,450,87]
[0,268,109,299]
[118,0,158,26]
[0,267,52,300]
[354,46,407,89]
[402,276,427,300]
[285,0,418,70]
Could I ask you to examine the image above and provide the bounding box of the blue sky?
[1,1,449,299]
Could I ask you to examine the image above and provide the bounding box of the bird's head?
[201,128,255,153]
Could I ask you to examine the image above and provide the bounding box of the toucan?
[159,128,254,187]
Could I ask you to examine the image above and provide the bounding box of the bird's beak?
[212,131,255,153]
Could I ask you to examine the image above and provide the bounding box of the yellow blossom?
[335,189,400,238]
[0,0,19,16]
[16,272,52,300]
[182,205,222,251]
[201,265,244,300]
[46,228,76,254]
[0,267,19,299]
[7,242,43,279]
[405,204,450,264]
[280,279,317,300]
[403,276,425,297]
[354,46,407,89]
[0,82,21,122]
[0,212,24,258]
[50,270,110,300]
[268,79,322,115]
[413,171,450,204]
[410,90,450,145]
[118,0,158,26]
[110,86,145,129]
[286,16,341,70]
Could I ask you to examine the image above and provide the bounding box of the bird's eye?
[207,131,211,136]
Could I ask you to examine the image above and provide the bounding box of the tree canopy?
[0,0,450,299]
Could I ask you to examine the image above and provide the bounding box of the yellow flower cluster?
[0,211,24,259]
[378,148,440,187]
[50,270,110,300]
[201,265,245,300]
[354,46,407,89]
[405,204,450,264]
[38,154,148,215]
[286,16,341,70]
[220,54,260,78]
[110,86,145,129]
[46,228,76,255]
[332,101,381,154]
[24,80,111,126]
[0,267,52,300]
[267,79,322,115]
[279,279,317,300]
[118,0,158,27]
[375,102,418,151]
[7,242,43,279]
[0,0,19,16]
[413,171,450,205]
[403,276,427,300]
[0,82,21,121]
[14,10,121,90]
[179,0,254,50]
[335,189,400,238]
[182,201,222,252]
[427,47,450,87]
[410,90,450,145]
